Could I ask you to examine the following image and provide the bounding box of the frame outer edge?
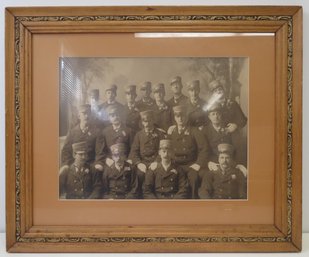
[5,8,17,251]
[291,7,303,251]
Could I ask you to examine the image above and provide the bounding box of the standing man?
[167,105,209,198]
[89,89,105,128]
[152,83,173,132]
[123,84,141,137]
[186,80,208,128]
[144,139,189,199]
[198,143,247,199]
[167,76,188,107]
[102,143,139,199]
[136,81,155,111]
[59,141,102,199]
[61,104,99,169]
[98,84,124,124]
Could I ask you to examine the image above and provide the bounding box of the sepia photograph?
[59,57,248,200]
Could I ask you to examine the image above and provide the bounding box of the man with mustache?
[198,143,247,199]
[167,76,188,107]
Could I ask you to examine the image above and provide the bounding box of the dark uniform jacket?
[59,164,102,199]
[167,94,188,107]
[98,101,125,123]
[201,123,234,163]
[199,167,247,199]
[167,125,209,167]
[136,98,156,112]
[153,102,173,132]
[95,124,133,165]
[123,103,141,136]
[129,128,166,166]
[220,99,247,129]
[61,124,99,166]
[102,162,139,199]
[144,163,189,199]
[187,98,208,127]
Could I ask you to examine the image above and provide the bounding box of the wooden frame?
[5,6,302,253]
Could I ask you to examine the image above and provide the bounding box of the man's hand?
[95,164,104,171]
[127,159,133,164]
[137,163,147,173]
[189,163,201,171]
[236,164,247,177]
[208,161,219,171]
[59,165,69,174]
[225,123,238,133]
[105,158,114,167]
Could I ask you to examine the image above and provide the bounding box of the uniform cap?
[90,89,99,98]
[105,84,117,92]
[173,105,187,114]
[159,139,172,149]
[208,80,223,92]
[140,81,152,91]
[106,104,119,115]
[153,83,165,93]
[125,85,137,94]
[140,110,154,120]
[78,104,91,112]
[72,141,87,153]
[188,80,200,91]
[218,143,234,155]
[206,102,222,113]
[170,76,182,84]
[110,143,126,154]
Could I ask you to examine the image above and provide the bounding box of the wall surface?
[0,0,308,233]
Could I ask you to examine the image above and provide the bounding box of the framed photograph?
[5,6,302,252]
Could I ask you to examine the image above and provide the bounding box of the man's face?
[74,151,87,167]
[153,90,165,102]
[171,82,182,95]
[188,88,199,102]
[208,110,222,125]
[159,147,173,161]
[106,90,116,102]
[213,87,225,100]
[142,117,154,131]
[125,92,136,103]
[78,110,90,124]
[108,111,120,125]
[218,153,232,171]
[141,88,151,98]
[174,112,187,127]
[112,151,126,166]
[90,96,99,105]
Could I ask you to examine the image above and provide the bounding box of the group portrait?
[59,57,248,200]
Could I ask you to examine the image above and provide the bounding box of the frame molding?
[5,6,302,253]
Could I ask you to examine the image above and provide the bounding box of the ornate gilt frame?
[5,6,302,253]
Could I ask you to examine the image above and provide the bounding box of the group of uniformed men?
[59,76,248,200]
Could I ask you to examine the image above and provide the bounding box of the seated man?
[129,110,166,197]
[59,141,102,199]
[102,143,138,199]
[167,105,209,199]
[95,104,133,171]
[199,143,247,199]
[61,104,99,169]
[144,139,189,199]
